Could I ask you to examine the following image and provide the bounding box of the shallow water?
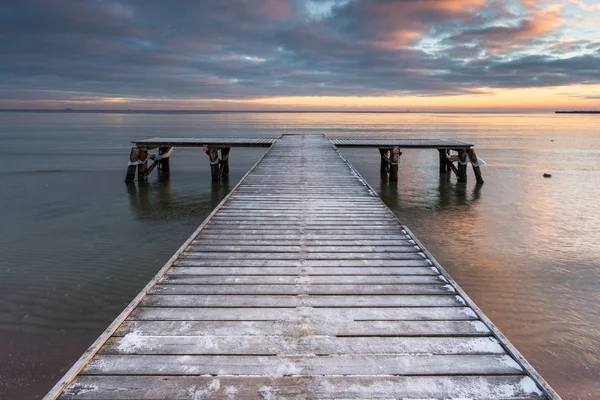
[0,112,598,399]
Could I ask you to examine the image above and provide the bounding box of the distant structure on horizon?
[555,110,600,114]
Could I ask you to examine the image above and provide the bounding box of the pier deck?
[47,135,558,399]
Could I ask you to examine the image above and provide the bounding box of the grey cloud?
[0,0,599,106]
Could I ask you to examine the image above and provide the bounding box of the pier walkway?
[47,135,558,399]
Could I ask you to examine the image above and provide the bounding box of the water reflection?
[378,174,483,210]
[126,179,231,220]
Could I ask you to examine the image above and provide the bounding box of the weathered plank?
[331,138,473,149]
[168,266,438,275]
[179,252,424,260]
[185,245,419,253]
[112,320,489,337]
[101,335,504,355]
[128,306,479,321]
[160,274,445,285]
[173,259,434,267]
[151,283,455,295]
[141,294,466,307]
[82,354,523,375]
[60,375,546,400]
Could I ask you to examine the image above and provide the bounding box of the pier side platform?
[47,134,558,399]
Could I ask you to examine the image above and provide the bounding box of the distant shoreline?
[555,110,600,114]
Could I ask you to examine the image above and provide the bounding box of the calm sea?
[0,112,598,399]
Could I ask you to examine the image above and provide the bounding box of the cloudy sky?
[1,0,599,111]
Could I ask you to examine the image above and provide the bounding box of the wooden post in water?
[220,147,231,175]
[207,147,220,181]
[457,149,467,183]
[125,147,139,183]
[446,150,453,174]
[438,149,447,174]
[379,148,390,175]
[389,146,401,182]
[158,147,171,173]
[137,149,148,182]
[467,148,484,184]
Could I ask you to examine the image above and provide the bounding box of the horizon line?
[0,108,571,114]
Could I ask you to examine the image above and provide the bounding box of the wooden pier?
[46,135,558,399]
[126,136,484,184]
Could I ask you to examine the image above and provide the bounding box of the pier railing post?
[467,148,484,184]
[125,147,139,183]
[137,149,148,182]
[389,146,401,182]
[457,149,467,183]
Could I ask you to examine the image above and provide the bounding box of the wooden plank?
[112,320,489,337]
[82,354,523,375]
[59,375,546,400]
[330,138,473,149]
[160,274,445,285]
[140,294,466,307]
[133,137,277,148]
[151,284,455,295]
[191,239,414,246]
[173,259,433,267]
[184,245,420,253]
[168,266,438,275]
[192,234,413,241]
[179,252,424,260]
[100,335,504,355]
[128,306,479,321]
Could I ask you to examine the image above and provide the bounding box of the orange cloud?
[451,5,563,53]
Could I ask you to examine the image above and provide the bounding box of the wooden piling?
[438,149,447,174]
[446,150,453,174]
[125,147,139,183]
[137,149,148,182]
[220,147,230,175]
[158,147,171,173]
[389,147,401,182]
[467,148,484,184]
[207,148,220,182]
[379,148,390,175]
[457,149,467,183]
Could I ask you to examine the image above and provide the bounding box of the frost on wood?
[188,379,220,400]
[117,329,147,353]
[63,382,98,396]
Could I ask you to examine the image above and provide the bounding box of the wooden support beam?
[125,147,139,183]
[457,149,467,183]
[467,148,484,184]
[145,157,159,178]
[389,146,401,182]
[137,149,148,182]
[206,147,220,182]
[379,148,390,175]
